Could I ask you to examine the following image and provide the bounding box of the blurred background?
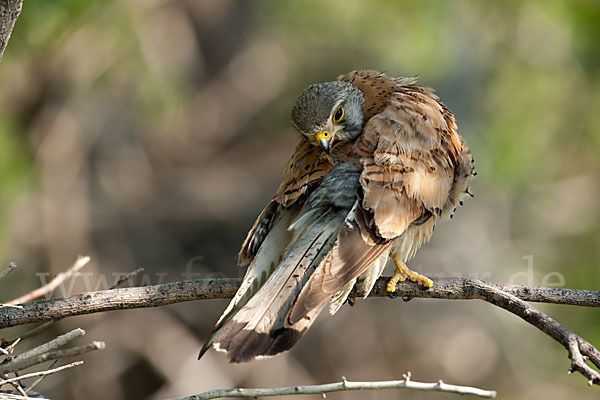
[1,0,599,399]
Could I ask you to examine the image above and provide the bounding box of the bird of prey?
[199,70,474,363]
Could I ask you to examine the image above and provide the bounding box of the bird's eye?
[332,106,344,123]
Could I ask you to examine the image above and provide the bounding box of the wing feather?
[275,139,333,206]
[214,209,342,362]
[287,203,392,326]
[353,81,465,239]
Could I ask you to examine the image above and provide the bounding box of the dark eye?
[333,106,344,123]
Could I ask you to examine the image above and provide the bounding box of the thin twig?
[4,339,20,355]
[173,373,496,400]
[9,382,27,398]
[6,256,91,305]
[12,321,56,343]
[25,360,57,393]
[0,342,104,374]
[0,361,83,386]
[10,329,85,363]
[0,391,44,400]
[109,267,144,290]
[0,263,18,281]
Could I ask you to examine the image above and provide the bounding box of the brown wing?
[353,83,464,239]
[238,138,332,265]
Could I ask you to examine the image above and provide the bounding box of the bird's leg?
[386,253,433,293]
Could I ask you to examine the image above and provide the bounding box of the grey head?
[291,80,364,153]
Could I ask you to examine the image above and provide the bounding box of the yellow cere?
[315,131,330,141]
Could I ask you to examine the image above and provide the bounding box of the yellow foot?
[386,254,433,294]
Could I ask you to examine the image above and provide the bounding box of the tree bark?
[0,0,23,62]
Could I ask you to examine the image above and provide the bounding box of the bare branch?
[0,342,104,374]
[378,278,600,307]
[6,256,91,306]
[0,361,83,386]
[1,277,598,329]
[173,373,496,399]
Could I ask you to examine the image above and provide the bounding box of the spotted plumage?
[200,70,474,362]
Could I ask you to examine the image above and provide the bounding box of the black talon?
[418,283,432,291]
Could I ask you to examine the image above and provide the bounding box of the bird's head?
[291,81,364,153]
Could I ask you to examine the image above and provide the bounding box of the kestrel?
[200,70,474,363]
